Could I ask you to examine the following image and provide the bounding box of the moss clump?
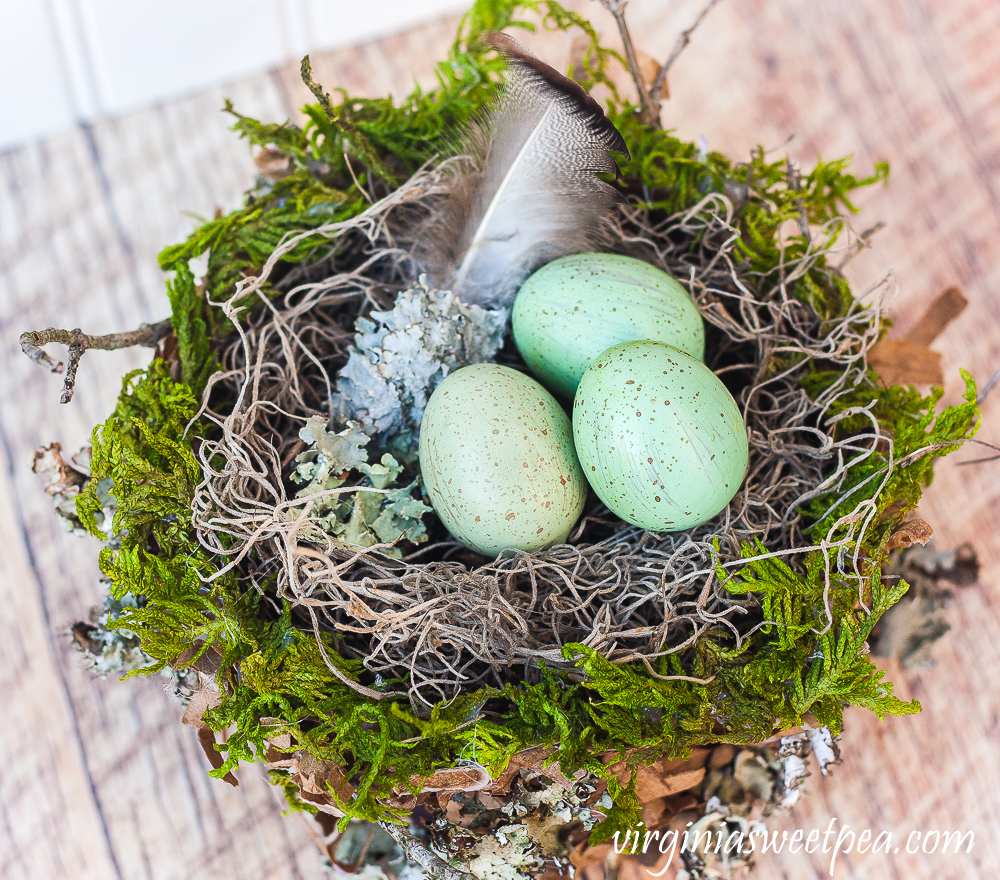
[66,0,978,845]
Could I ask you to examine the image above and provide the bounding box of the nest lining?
[190,158,891,709]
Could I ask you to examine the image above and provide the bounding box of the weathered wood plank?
[0,69,327,880]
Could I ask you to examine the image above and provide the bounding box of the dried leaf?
[486,745,576,795]
[886,518,933,552]
[634,766,706,802]
[181,682,222,728]
[868,338,943,387]
[295,752,356,802]
[197,727,238,786]
[253,147,292,179]
[609,746,710,790]
[569,841,611,869]
[905,286,967,347]
[635,48,669,97]
[640,791,699,832]
[175,644,223,676]
[707,743,737,770]
[383,792,419,811]
[409,764,492,793]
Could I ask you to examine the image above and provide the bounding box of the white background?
[0,0,467,152]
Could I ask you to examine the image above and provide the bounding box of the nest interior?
[195,168,886,705]
[49,0,981,836]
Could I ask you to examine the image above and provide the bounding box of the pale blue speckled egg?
[573,341,748,531]
[419,364,587,556]
[512,253,704,401]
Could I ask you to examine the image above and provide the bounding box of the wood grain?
[1,3,998,878]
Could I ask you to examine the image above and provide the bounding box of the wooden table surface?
[2,2,998,879]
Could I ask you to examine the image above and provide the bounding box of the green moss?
[72,0,979,847]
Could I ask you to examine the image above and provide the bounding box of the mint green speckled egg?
[419,364,587,556]
[512,253,704,401]
[573,341,748,532]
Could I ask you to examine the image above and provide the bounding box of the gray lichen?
[292,417,431,556]
[332,277,507,449]
[320,820,426,879]
[70,589,200,700]
[33,443,116,541]
[872,541,979,668]
[425,771,604,880]
[71,590,155,676]
[682,729,840,879]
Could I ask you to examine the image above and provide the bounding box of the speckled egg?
[573,341,748,531]
[419,364,587,556]
[512,253,705,401]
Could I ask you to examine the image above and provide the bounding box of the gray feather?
[445,32,629,308]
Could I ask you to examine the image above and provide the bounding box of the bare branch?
[785,158,811,243]
[20,319,172,403]
[379,823,471,880]
[652,0,726,98]
[836,221,886,270]
[978,365,1000,405]
[599,0,661,127]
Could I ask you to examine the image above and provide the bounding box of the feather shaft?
[452,102,557,291]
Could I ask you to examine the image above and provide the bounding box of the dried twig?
[978,365,1000,405]
[20,320,172,403]
[379,823,471,880]
[651,0,726,99]
[599,0,660,127]
[957,437,1000,466]
[836,221,886,269]
[785,158,811,243]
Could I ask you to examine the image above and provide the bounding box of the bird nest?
[193,156,886,711]
[23,1,982,855]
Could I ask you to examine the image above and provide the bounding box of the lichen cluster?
[43,0,980,855]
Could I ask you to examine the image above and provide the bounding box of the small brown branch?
[977,366,1000,405]
[599,0,660,127]
[651,0,726,98]
[957,437,1000,466]
[785,158,811,244]
[19,319,172,403]
[379,822,471,880]
[300,55,335,117]
[835,221,886,270]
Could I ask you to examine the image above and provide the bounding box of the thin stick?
[652,0,726,98]
[599,0,660,127]
[836,222,886,270]
[379,822,471,880]
[20,319,172,403]
[977,365,1000,405]
[300,55,335,117]
[785,158,811,243]
[956,437,1000,466]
